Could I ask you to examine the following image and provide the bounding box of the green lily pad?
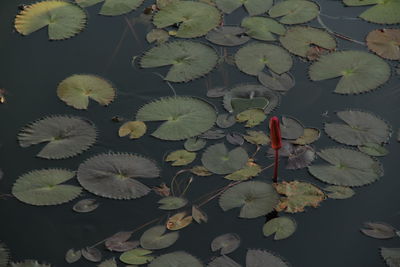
[358,143,389,157]
[291,128,320,145]
[258,71,295,92]
[140,225,179,250]
[158,196,188,210]
[324,185,355,199]
[280,116,304,140]
[14,1,87,40]
[149,252,203,267]
[75,0,104,7]
[236,109,266,128]
[140,41,219,82]
[263,216,297,240]
[12,169,82,206]
[343,0,400,24]
[120,248,154,265]
[211,233,241,255]
[380,247,400,267]
[235,43,293,76]
[308,147,383,187]
[215,0,273,15]
[224,163,262,181]
[268,0,319,25]
[100,0,144,16]
[208,256,241,267]
[136,96,217,141]
[219,181,279,218]
[184,138,206,152]
[280,26,336,58]
[366,29,400,60]
[77,153,160,199]
[146,29,169,44]
[165,150,196,166]
[242,17,286,41]
[324,110,391,146]
[243,130,270,145]
[118,121,147,139]
[246,249,289,267]
[309,50,391,94]
[57,74,115,110]
[206,26,250,46]
[18,115,97,159]
[216,114,236,129]
[201,143,248,175]
[153,1,220,38]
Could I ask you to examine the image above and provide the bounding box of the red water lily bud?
[269,116,282,150]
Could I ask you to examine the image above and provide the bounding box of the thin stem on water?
[273,149,279,183]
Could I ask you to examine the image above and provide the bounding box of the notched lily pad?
[215,0,273,15]
[82,247,102,262]
[324,185,355,199]
[224,162,261,181]
[166,212,193,230]
[105,232,138,252]
[246,249,289,267]
[268,141,315,170]
[118,121,147,139]
[361,222,396,239]
[268,0,319,25]
[65,248,81,264]
[184,138,206,152]
[258,71,295,92]
[165,150,196,166]
[380,247,400,267]
[211,233,241,255]
[73,198,99,213]
[206,26,250,46]
[158,196,188,210]
[358,143,389,157]
[241,17,286,41]
[140,225,179,250]
[263,216,297,240]
[366,29,400,60]
[120,248,154,265]
[149,251,202,267]
[343,0,400,24]
[291,128,320,145]
[243,130,270,145]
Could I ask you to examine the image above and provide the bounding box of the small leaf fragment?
[324,186,355,199]
[192,205,208,224]
[211,233,241,255]
[358,143,389,157]
[73,199,99,213]
[190,166,213,176]
[82,247,102,262]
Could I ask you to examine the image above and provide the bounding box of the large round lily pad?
[343,0,400,24]
[309,50,391,94]
[140,41,219,82]
[12,169,82,206]
[57,74,116,110]
[241,17,286,41]
[18,115,97,159]
[366,29,400,60]
[14,0,87,40]
[219,181,279,218]
[149,251,203,267]
[268,0,319,25]
[324,110,391,146]
[280,26,336,58]
[215,0,273,16]
[201,143,248,175]
[77,153,160,199]
[235,43,293,76]
[136,96,217,141]
[308,147,383,187]
[153,1,220,38]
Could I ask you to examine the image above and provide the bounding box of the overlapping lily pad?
[76,0,145,16]
[241,17,286,41]
[153,1,220,38]
[14,0,87,40]
[149,251,203,267]
[206,26,250,46]
[324,110,391,146]
[140,41,219,82]
[343,0,400,24]
[366,29,400,60]
[280,26,336,58]
[235,43,293,75]
[309,51,391,94]
[219,181,279,218]
[77,153,160,199]
[268,0,319,25]
[258,71,295,92]
[308,147,383,187]
[201,143,248,175]
[136,96,217,140]
[12,169,82,206]
[18,115,97,159]
[215,0,273,15]
[57,74,116,110]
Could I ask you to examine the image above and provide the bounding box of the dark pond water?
[0,0,400,266]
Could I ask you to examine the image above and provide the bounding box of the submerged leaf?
[201,143,248,175]
[280,116,304,140]
[215,0,273,15]
[236,109,266,128]
[140,41,218,82]
[149,252,202,267]
[268,0,319,24]
[158,196,188,210]
[361,222,396,239]
[324,186,355,199]
[57,74,115,110]
[14,0,86,40]
[343,0,400,24]
[136,96,217,140]
[166,150,196,166]
[140,225,179,250]
[263,217,297,240]
[118,121,147,139]
[219,181,279,218]
[12,169,81,206]
[324,110,391,146]
[308,147,383,187]
[120,248,154,265]
[380,247,400,267]
[82,247,102,262]
[274,181,325,213]
[211,233,241,255]
[309,51,391,94]
[18,115,97,159]
[241,17,285,41]
[73,199,99,213]
[246,249,289,267]
[206,26,250,46]
[366,29,400,60]
[77,153,160,199]
[166,212,193,230]
[235,43,293,75]
[153,1,220,38]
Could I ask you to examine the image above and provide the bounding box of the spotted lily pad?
[140,225,179,250]
[219,181,279,218]
[206,26,250,46]
[268,0,319,25]
[274,181,325,213]
[246,249,289,267]
[77,153,160,199]
[366,29,400,60]
[136,96,217,140]
[343,0,400,24]
[280,26,336,58]
[235,43,293,75]
[153,1,220,38]
[158,196,188,210]
[309,51,391,94]
[324,110,391,146]
[149,252,203,267]
[381,247,400,267]
[14,0,87,40]
[263,216,297,240]
[12,169,81,206]
[211,233,240,255]
[18,115,97,159]
[241,17,286,41]
[308,147,383,187]
[120,248,154,265]
[140,41,218,82]
[201,143,248,175]
[215,0,273,15]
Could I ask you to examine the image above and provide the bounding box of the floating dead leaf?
[118,121,147,139]
[105,232,139,252]
[73,199,99,213]
[153,183,171,197]
[166,212,193,230]
[81,247,102,262]
[361,222,396,239]
[192,205,208,224]
[65,248,81,263]
[366,29,400,60]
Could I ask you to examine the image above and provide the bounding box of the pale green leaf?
[202,143,248,175]
[242,17,286,41]
[236,109,266,128]
[148,252,203,267]
[120,248,154,265]
[268,0,319,24]
[158,196,188,210]
[263,217,297,240]
[140,225,179,250]
[215,0,273,15]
